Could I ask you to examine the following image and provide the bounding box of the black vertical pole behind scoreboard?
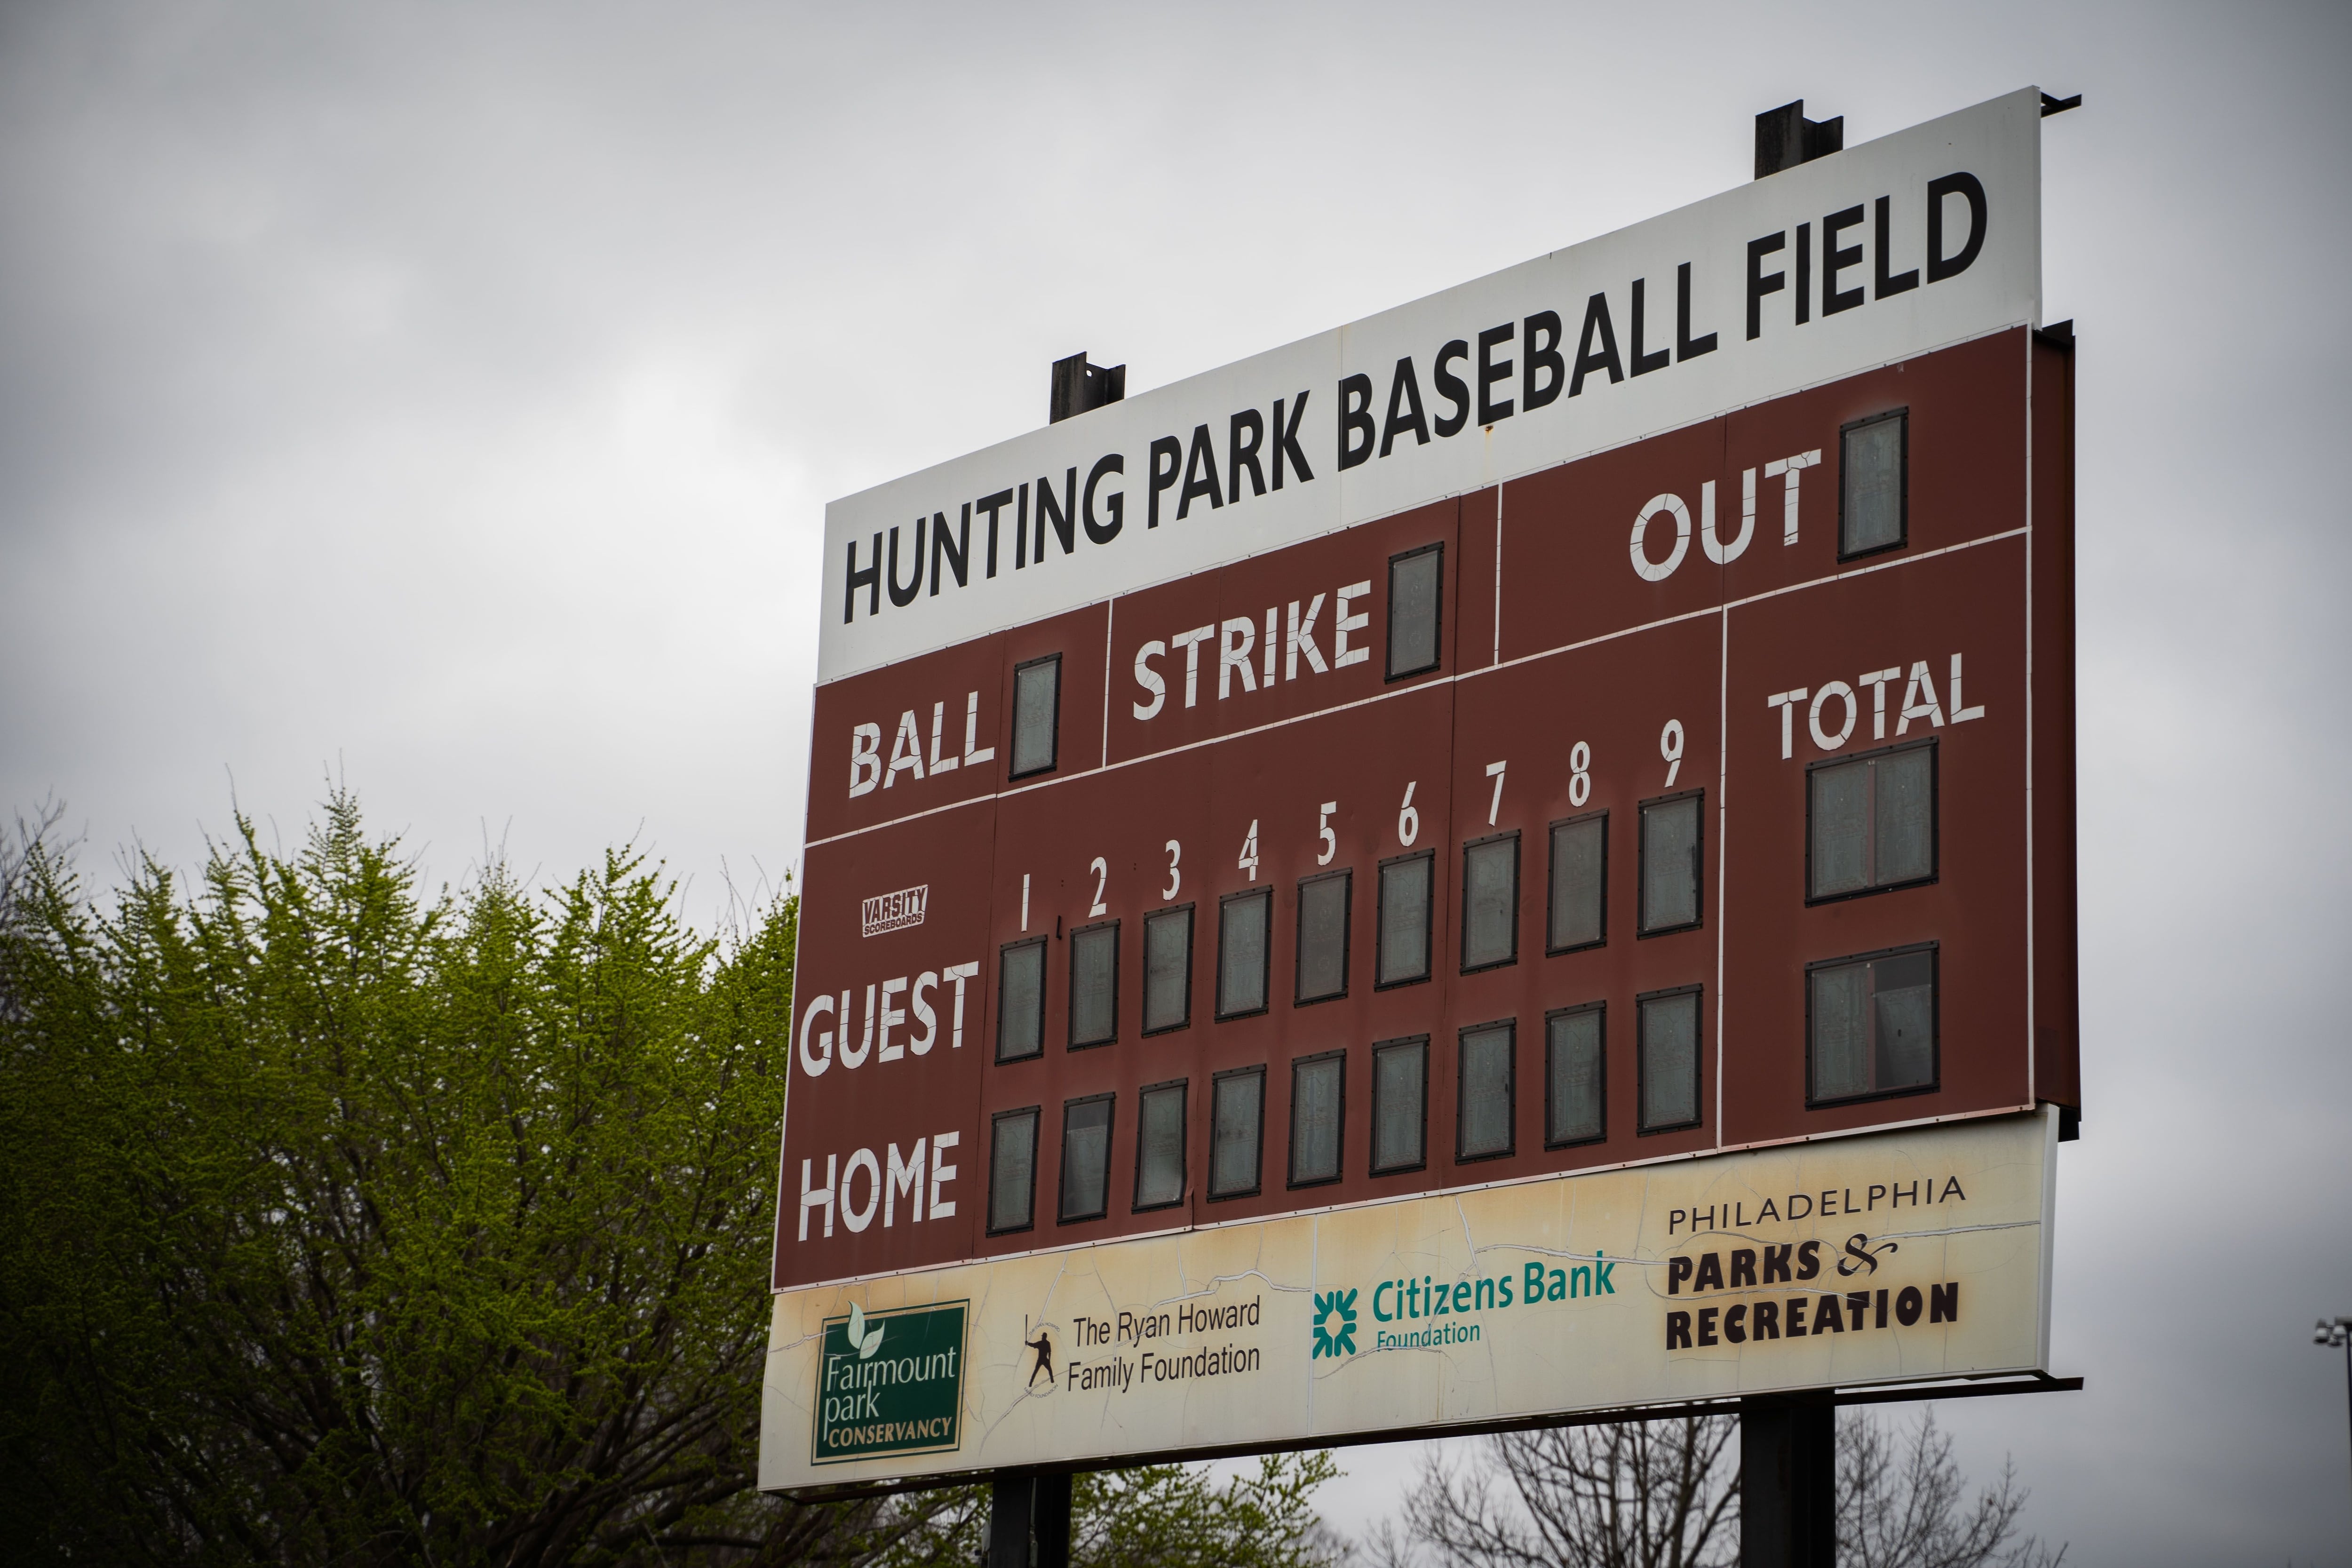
[1740,1398,1835,1568]
[985,1472,1071,1568]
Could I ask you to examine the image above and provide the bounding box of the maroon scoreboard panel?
[762,93,2073,1490]
[778,313,2074,1290]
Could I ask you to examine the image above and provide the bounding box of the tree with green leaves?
[0,793,1343,1567]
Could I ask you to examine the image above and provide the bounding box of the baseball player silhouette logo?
[1024,1320,1054,1389]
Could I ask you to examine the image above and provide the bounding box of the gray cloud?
[4,2,2348,1559]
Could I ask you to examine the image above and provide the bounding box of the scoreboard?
[762,88,2075,1495]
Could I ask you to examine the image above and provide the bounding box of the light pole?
[2318,1317,2352,1507]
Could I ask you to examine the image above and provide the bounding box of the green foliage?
[0,794,1347,1568]
[864,1452,1346,1568]
[0,794,808,1562]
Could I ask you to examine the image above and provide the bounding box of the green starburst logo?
[1311,1289,1358,1358]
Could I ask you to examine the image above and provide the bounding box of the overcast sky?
[5,2,2349,1560]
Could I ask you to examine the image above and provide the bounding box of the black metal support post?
[985,1471,1073,1568]
[1740,1398,1835,1568]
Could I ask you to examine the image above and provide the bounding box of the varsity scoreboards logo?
[811,1301,968,1464]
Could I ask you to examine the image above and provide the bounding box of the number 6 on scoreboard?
[1397,782,1419,847]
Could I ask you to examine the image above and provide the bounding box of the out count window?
[1840,408,1907,558]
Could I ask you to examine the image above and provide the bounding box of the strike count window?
[1809,740,1936,901]
[1387,543,1443,679]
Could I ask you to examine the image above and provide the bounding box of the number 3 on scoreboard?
[1163,840,1181,900]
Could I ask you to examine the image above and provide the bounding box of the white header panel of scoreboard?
[818,89,2041,683]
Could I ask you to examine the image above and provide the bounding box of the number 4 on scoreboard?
[1238,820,1260,883]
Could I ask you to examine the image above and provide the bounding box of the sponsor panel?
[761,1111,2052,1495]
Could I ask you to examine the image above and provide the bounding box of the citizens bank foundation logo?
[1311,1290,1358,1358]
[861,885,928,938]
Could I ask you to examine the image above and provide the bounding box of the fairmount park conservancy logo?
[811,1300,968,1465]
[1311,1290,1358,1358]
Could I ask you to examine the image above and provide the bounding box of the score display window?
[1456,1020,1516,1162]
[1637,987,1703,1134]
[1132,1080,1188,1212]
[1807,943,1939,1106]
[1067,920,1118,1049]
[1807,740,1937,902]
[987,1107,1040,1236]
[1208,1067,1265,1200]
[1294,869,1352,1005]
[996,939,1047,1063]
[1546,812,1607,955]
[1370,1036,1430,1175]
[1376,851,1435,988]
[1288,1051,1345,1188]
[1141,905,1194,1035]
[1544,1004,1606,1148]
[1058,1093,1114,1223]
[1217,889,1273,1019]
[1638,792,1705,937]
[1461,832,1520,973]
